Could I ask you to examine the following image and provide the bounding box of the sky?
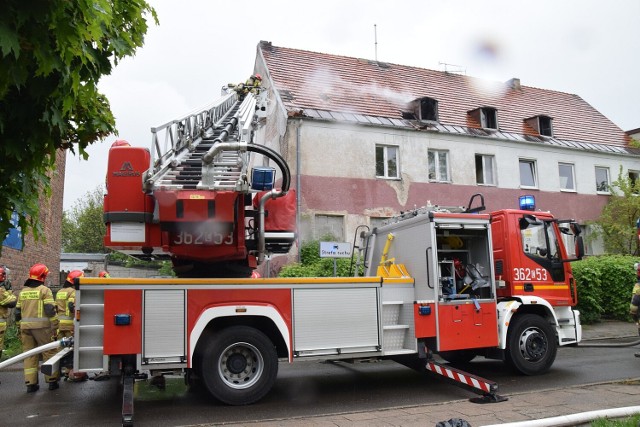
[62,0,640,211]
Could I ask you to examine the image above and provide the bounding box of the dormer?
[403,97,439,122]
[525,115,553,137]
[468,107,498,130]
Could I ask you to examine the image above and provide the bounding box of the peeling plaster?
[385,173,411,206]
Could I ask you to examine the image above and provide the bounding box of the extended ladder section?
[145,93,259,193]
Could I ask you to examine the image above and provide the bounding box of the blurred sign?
[319,241,352,258]
[2,211,23,251]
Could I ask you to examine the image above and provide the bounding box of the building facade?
[251,41,638,256]
[0,150,66,288]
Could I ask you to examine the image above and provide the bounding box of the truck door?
[432,219,499,351]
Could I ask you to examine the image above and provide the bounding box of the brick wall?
[0,149,66,290]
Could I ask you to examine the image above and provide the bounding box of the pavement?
[219,320,640,427]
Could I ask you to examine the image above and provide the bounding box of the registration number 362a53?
[172,231,233,245]
[513,267,549,281]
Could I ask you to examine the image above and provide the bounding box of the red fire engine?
[49,92,585,426]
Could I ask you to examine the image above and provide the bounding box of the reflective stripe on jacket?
[17,285,55,329]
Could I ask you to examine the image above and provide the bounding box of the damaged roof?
[258,41,632,152]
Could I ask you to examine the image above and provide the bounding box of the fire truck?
[52,91,585,425]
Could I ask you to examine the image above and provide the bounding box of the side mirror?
[574,235,585,260]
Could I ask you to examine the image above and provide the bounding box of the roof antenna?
[374,24,378,61]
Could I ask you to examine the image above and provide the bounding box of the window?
[475,154,496,185]
[315,214,344,240]
[375,145,399,179]
[595,167,610,193]
[370,217,390,229]
[525,115,553,137]
[480,108,497,129]
[428,150,449,182]
[539,116,553,136]
[629,170,639,193]
[419,97,438,121]
[558,163,576,191]
[519,159,538,188]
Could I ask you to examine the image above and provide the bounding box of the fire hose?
[0,337,73,371]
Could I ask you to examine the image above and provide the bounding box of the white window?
[376,145,399,179]
[595,167,610,193]
[428,150,449,182]
[475,154,496,185]
[480,108,498,129]
[519,159,538,188]
[558,163,576,191]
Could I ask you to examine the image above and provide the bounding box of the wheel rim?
[217,342,264,389]
[518,327,548,362]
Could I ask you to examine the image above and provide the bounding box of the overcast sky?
[62,0,640,210]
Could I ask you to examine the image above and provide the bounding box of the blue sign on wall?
[2,211,23,251]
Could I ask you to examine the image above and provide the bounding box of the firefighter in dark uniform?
[0,265,17,359]
[15,263,60,392]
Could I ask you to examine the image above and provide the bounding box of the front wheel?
[505,314,557,375]
[200,326,278,405]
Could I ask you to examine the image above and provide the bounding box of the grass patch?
[591,414,640,426]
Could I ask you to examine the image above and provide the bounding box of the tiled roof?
[259,41,631,150]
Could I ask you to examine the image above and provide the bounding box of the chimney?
[507,78,521,90]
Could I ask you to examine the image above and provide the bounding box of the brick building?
[0,150,66,289]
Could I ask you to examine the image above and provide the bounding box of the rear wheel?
[200,326,278,405]
[505,314,557,375]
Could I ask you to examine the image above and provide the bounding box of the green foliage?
[1,323,22,360]
[279,236,357,277]
[590,167,640,255]
[0,0,157,252]
[62,186,107,253]
[573,255,639,323]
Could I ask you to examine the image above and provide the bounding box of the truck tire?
[200,326,278,405]
[505,313,557,375]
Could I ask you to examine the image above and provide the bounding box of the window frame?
[475,154,496,186]
[629,170,640,194]
[480,108,498,129]
[314,214,345,241]
[558,162,576,192]
[428,149,450,183]
[519,158,538,189]
[375,144,400,179]
[595,166,610,194]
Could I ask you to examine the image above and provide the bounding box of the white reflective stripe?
[58,315,73,321]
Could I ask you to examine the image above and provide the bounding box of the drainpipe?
[296,120,302,262]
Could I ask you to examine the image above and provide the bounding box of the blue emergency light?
[519,195,536,211]
[251,167,275,191]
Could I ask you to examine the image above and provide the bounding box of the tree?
[591,167,640,255]
[0,0,157,252]
[62,186,107,253]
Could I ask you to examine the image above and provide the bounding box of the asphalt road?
[1,342,639,427]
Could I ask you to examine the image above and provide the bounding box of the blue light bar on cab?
[519,195,536,211]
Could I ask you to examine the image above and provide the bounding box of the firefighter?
[230,73,263,101]
[98,270,111,278]
[0,265,17,359]
[56,270,88,381]
[15,263,60,392]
